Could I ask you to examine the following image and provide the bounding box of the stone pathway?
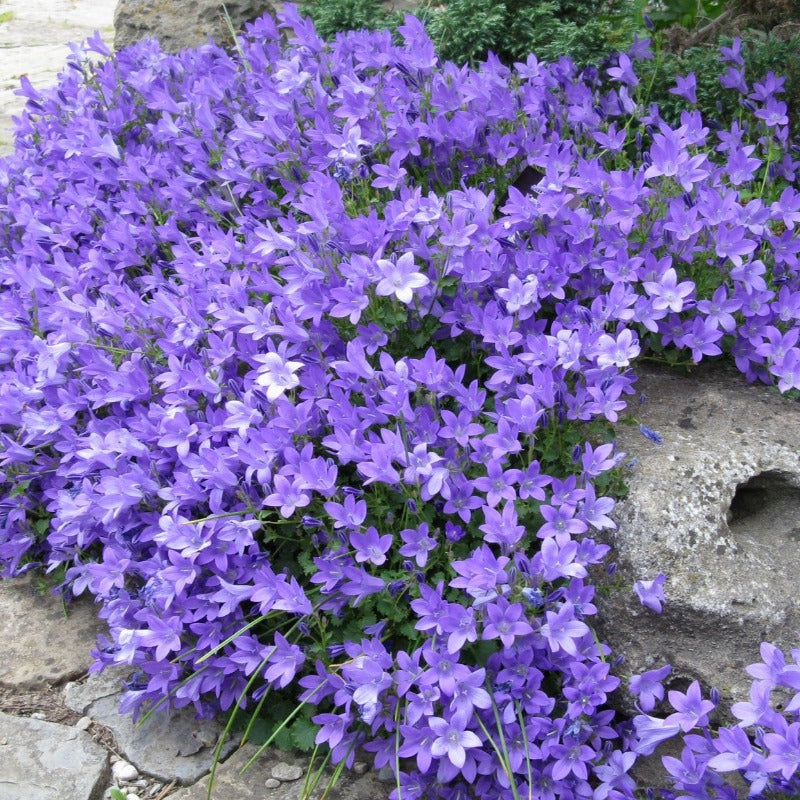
[0,0,117,153]
[0,577,389,799]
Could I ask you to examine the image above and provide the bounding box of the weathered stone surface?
[597,361,800,713]
[64,670,236,784]
[171,744,387,800]
[0,575,105,689]
[113,0,276,53]
[0,711,109,800]
[0,0,117,154]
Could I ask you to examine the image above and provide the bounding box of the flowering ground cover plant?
[2,6,800,798]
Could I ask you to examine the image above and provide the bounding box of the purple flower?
[253,352,303,401]
[428,717,482,769]
[375,252,430,304]
[666,680,716,732]
[632,714,682,755]
[638,424,664,445]
[540,602,589,656]
[629,664,671,712]
[482,597,533,648]
[634,573,666,613]
[399,523,437,568]
[264,633,305,689]
[350,526,392,565]
[764,721,800,780]
[669,73,697,104]
[708,725,756,772]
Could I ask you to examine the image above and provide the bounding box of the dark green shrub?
[641,33,800,136]
[300,0,637,67]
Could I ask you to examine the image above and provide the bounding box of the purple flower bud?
[302,516,323,528]
[546,587,565,604]
[644,13,654,30]
[522,587,544,607]
[639,424,663,445]
[710,686,720,706]
[571,444,582,463]
[407,498,417,513]
[298,622,310,636]
[612,654,625,668]
[365,620,387,636]
[445,522,465,542]
[388,580,405,597]
[606,561,618,576]
[402,559,414,572]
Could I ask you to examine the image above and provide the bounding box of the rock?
[169,745,387,800]
[113,0,276,53]
[271,762,303,782]
[113,760,140,783]
[0,0,117,155]
[264,777,280,789]
[0,710,109,800]
[76,716,93,731]
[0,575,106,689]
[64,670,235,784]
[597,361,800,715]
[64,669,127,715]
[352,761,367,775]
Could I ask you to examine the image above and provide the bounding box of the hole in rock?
[727,470,800,544]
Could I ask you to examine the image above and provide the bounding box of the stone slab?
[0,0,117,153]
[113,0,276,53]
[0,710,108,800]
[598,360,800,713]
[171,744,387,800]
[64,670,236,784]
[0,575,105,688]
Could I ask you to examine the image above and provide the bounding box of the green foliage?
[301,0,638,67]
[299,0,398,40]
[639,32,800,136]
[648,0,728,30]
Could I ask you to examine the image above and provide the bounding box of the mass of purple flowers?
[2,7,800,798]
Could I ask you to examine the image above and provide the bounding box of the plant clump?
[2,6,800,799]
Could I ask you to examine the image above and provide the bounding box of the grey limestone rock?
[597,361,800,714]
[170,744,387,800]
[113,0,276,53]
[0,575,105,689]
[63,670,236,784]
[0,711,109,800]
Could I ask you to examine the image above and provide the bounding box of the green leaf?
[9,480,31,497]
[290,717,319,753]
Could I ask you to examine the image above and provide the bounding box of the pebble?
[353,761,367,775]
[126,795,141,800]
[75,716,92,731]
[264,777,281,789]
[112,759,140,783]
[378,765,394,783]
[30,712,46,720]
[271,762,303,782]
